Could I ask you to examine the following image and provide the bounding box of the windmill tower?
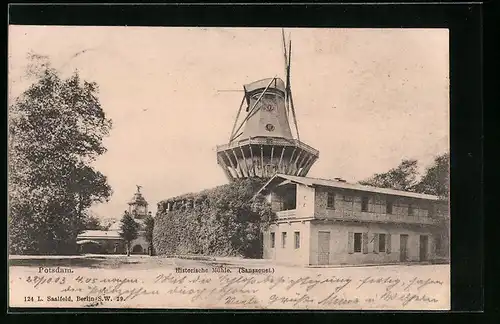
[127,185,149,219]
[216,30,319,181]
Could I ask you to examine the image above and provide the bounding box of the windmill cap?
[244,78,285,94]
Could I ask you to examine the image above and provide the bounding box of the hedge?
[153,178,275,258]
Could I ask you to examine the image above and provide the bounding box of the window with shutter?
[327,192,335,209]
[435,236,442,254]
[362,233,368,254]
[386,200,393,214]
[373,233,379,253]
[348,232,354,254]
[379,233,386,252]
[361,196,369,212]
[354,233,362,252]
[386,234,391,254]
[428,205,434,218]
[294,231,300,249]
[281,232,287,248]
[408,204,415,216]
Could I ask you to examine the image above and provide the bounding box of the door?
[132,244,144,254]
[318,231,331,265]
[419,235,429,261]
[400,234,408,262]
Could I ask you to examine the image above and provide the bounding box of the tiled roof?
[258,174,442,201]
[77,230,121,240]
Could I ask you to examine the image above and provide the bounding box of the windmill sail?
[282,32,300,141]
[282,29,290,118]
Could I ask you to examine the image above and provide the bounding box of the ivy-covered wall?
[153,178,275,258]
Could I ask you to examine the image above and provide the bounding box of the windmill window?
[265,124,275,132]
[264,104,275,112]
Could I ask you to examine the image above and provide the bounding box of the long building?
[256,174,449,266]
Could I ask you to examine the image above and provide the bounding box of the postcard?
[8,26,450,310]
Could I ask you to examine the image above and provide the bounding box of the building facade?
[77,186,152,254]
[76,230,126,254]
[257,174,449,266]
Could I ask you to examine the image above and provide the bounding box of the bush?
[153,178,275,258]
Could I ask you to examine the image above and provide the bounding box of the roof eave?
[253,174,287,199]
[261,174,441,201]
[310,183,439,201]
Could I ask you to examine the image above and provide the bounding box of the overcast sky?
[8,26,449,220]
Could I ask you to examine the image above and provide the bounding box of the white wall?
[296,184,315,217]
[263,221,310,266]
[309,222,438,265]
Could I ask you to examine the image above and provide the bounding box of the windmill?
[216,29,319,181]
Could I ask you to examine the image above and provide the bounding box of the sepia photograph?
[8,26,450,310]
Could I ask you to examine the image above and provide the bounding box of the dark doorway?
[400,234,408,262]
[132,245,143,254]
[80,242,101,254]
[419,235,429,261]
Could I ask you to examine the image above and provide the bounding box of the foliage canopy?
[153,178,275,258]
[144,214,155,253]
[9,54,112,255]
[119,211,140,255]
[359,153,450,199]
[359,159,419,191]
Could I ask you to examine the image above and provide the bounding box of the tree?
[359,153,450,260]
[359,159,419,191]
[144,213,155,256]
[359,154,449,197]
[8,53,112,255]
[82,214,105,231]
[119,211,139,256]
[153,178,276,258]
[414,153,450,199]
[414,153,450,259]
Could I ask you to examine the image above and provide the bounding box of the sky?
[8,26,449,220]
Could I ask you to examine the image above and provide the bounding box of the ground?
[9,255,450,310]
